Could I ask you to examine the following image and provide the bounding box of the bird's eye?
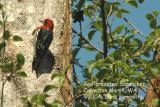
[43,21,48,25]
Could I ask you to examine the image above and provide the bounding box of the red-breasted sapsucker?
[32,19,54,77]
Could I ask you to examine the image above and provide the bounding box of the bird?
[32,18,54,77]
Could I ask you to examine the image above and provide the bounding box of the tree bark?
[0,0,72,107]
[145,77,160,107]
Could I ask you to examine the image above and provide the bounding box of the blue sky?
[73,1,160,82]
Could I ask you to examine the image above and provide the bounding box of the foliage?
[22,69,66,107]
[72,0,160,107]
[0,3,26,107]
[1,0,160,107]
[13,35,23,41]
[0,4,26,78]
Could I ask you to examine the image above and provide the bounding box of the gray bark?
[0,0,72,107]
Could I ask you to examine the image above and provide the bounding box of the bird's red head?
[32,18,54,35]
[41,18,54,30]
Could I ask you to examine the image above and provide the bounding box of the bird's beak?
[39,20,44,24]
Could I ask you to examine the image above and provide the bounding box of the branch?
[64,85,94,107]
[72,28,103,54]
[64,91,83,107]
[1,78,7,107]
[100,0,108,58]
[122,17,147,38]
[1,72,14,107]
[72,64,80,85]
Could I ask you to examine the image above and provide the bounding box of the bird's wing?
[36,29,53,52]
[32,29,40,57]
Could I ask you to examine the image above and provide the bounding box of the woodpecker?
[32,19,54,77]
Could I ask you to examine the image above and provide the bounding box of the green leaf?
[88,59,104,74]
[50,103,58,107]
[96,70,107,80]
[112,2,121,6]
[53,99,63,104]
[150,19,157,29]
[13,35,23,41]
[145,14,154,20]
[51,104,58,107]
[126,0,138,8]
[138,0,144,3]
[83,44,96,51]
[0,3,3,9]
[114,24,125,34]
[0,42,6,52]
[64,64,71,74]
[105,3,112,16]
[151,68,159,75]
[84,5,95,18]
[31,94,48,106]
[95,52,103,60]
[115,11,122,18]
[115,8,130,18]
[88,62,96,74]
[16,53,25,69]
[4,30,11,40]
[88,30,96,40]
[21,97,29,104]
[120,9,130,14]
[152,98,160,107]
[15,71,27,77]
[92,21,103,30]
[133,38,143,47]
[51,65,70,80]
[72,48,80,58]
[51,73,65,86]
[51,73,64,80]
[115,60,129,70]
[43,85,58,93]
[0,20,3,26]
[1,62,14,72]
[152,10,160,17]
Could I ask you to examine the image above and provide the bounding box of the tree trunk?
[145,78,160,107]
[0,0,72,107]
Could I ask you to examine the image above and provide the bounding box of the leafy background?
[72,0,160,107]
[1,0,160,107]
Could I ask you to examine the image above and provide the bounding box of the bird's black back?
[36,29,53,55]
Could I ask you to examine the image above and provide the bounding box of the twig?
[1,78,7,107]
[64,85,94,107]
[1,73,14,107]
[1,79,7,107]
[73,59,86,77]
[65,91,83,107]
[122,17,147,38]
[72,28,103,54]
[79,21,83,41]
[72,64,80,85]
